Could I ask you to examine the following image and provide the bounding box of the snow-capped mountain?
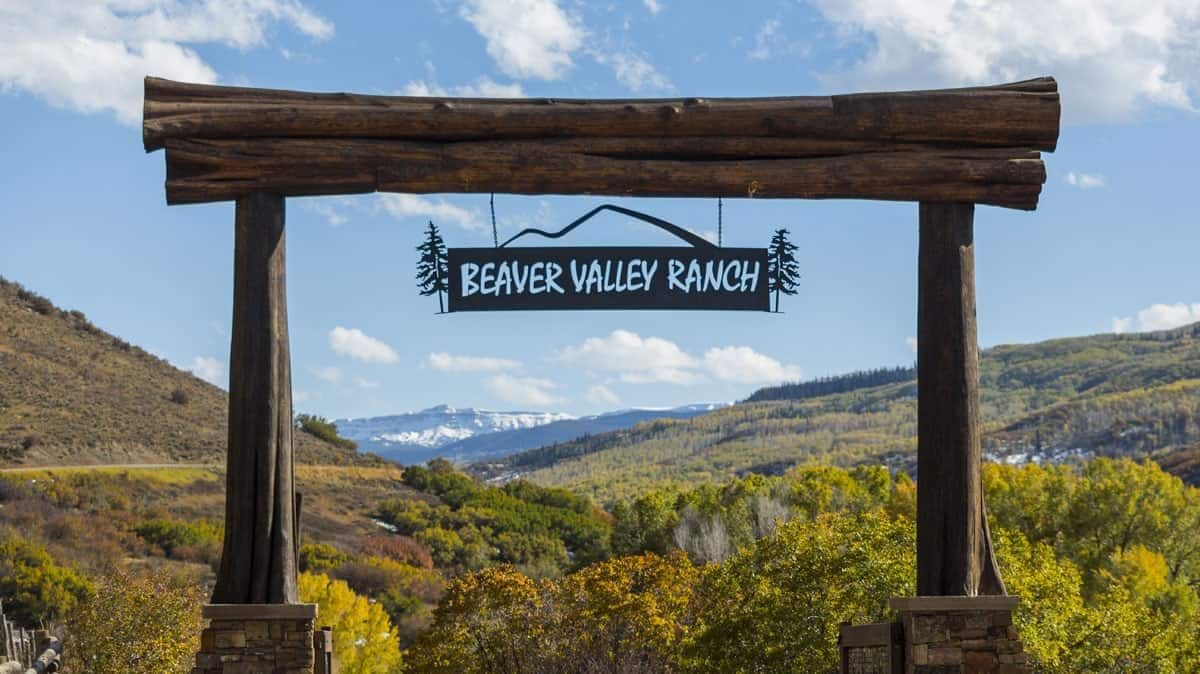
[335,405,574,463]
[335,403,728,464]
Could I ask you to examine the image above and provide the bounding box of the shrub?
[300,542,354,573]
[133,518,221,561]
[295,414,357,451]
[169,387,190,405]
[0,534,95,626]
[65,567,204,674]
[359,534,434,569]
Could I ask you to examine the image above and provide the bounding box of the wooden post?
[916,202,1005,596]
[212,192,299,604]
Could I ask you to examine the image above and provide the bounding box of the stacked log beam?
[143,77,1060,210]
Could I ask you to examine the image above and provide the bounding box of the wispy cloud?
[401,76,525,97]
[425,352,522,372]
[190,356,225,387]
[586,384,622,407]
[313,366,342,384]
[1113,302,1200,333]
[377,194,482,232]
[643,0,663,15]
[1065,172,1106,189]
[329,327,399,364]
[485,374,563,407]
[747,18,782,61]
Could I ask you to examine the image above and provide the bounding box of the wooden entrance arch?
[142,76,1060,602]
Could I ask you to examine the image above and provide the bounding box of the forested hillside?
[477,323,1200,501]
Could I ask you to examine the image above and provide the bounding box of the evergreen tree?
[416,221,449,313]
[767,228,800,312]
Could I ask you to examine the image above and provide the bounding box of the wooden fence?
[0,603,61,674]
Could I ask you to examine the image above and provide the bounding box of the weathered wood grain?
[212,192,299,604]
[144,77,1060,151]
[917,202,1006,596]
[162,137,1046,208]
[143,77,1059,208]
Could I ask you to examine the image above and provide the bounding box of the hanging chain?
[717,197,723,247]
[490,193,499,247]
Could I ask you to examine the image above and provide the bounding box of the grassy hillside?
[478,323,1200,501]
[0,276,380,466]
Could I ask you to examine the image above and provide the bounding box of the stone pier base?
[192,604,318,674]
[890,597,1030,674]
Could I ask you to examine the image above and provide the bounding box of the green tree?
[416,220,449,313]
[689,511,914,673]
[766,228,800,312]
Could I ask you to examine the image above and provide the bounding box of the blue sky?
[1,1,1197,419]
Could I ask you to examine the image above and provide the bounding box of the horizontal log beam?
[163,137,1046,209]
[144,77,1059,209]
[145,77,1060,152]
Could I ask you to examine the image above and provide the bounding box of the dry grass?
[0,276,387,468]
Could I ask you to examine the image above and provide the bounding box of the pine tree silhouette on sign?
[416,220,449,313]
[767,228,800,313]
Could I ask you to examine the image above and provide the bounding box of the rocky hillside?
[0,276,382,466]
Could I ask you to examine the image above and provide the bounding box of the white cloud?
[329,327,399,364]
[591,50,672,93]
[643,0,663,15]
[748,18,782,61]
[906,336,919,354]
[425,352,522,372]
[810,0,1200,121]
[559,329,700,385]
[559,330,801,386]
[190,356,224,386]
[0,1,332,125]
[354,378,381,389]
[1113,302,1200,333]
[459,0,583,80]
[313,366,341,384]
[302,199,350,226]
[586,384,622,407]
[485,374,562,407]
[702,347,802,385]
[401,76,525,97]
[377,194,482,232]
[1065,172,1106,189]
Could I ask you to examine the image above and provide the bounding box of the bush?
[300,542,354,573]
[169,387,190,405]
[133,518,221,561]
[359,534,434,569]
[0,534,95,626]
[64,567,204,674]
[295,414,357,451]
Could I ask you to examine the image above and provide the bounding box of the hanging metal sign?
[420,204,787,313]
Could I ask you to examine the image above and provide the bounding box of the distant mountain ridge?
[335,403,729,464]
[475,323,1200,501]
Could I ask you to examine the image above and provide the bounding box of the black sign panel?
[447,247,769,312]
